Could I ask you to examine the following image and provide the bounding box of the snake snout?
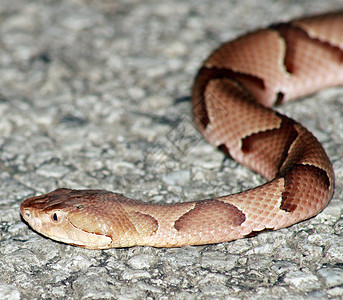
[20,200,34,221]
[20,207,31,222]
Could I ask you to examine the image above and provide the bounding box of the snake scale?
[21,12,343,249]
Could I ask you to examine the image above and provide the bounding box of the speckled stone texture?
[1,0,343,299]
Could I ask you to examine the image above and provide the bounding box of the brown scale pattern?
[276,24,343,100]
[293,12,343,47]
[203,29,290,107]
[281,165,331,214]
[174,200,246,233]
[20,12,343,248]
[202,79,282,157]
[279,124,334,181]
[127,211,159,236]
[241,117,298,179]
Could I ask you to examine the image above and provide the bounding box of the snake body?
[21,13,343,249]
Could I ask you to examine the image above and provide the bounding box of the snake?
[20,12,343,249]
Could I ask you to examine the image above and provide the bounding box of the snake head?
[20,188,135,249]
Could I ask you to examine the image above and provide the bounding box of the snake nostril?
[24,210,31,219]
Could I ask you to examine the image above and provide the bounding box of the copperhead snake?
[20,12,343,249]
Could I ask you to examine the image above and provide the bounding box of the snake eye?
[51,212,62,222]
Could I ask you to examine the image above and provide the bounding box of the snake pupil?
[52,213,58,222]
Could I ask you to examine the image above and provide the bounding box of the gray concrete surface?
[1,0,343,299]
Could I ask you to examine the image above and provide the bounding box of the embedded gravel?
[1,0,343,299]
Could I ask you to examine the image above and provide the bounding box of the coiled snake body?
[21,13,343,249]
